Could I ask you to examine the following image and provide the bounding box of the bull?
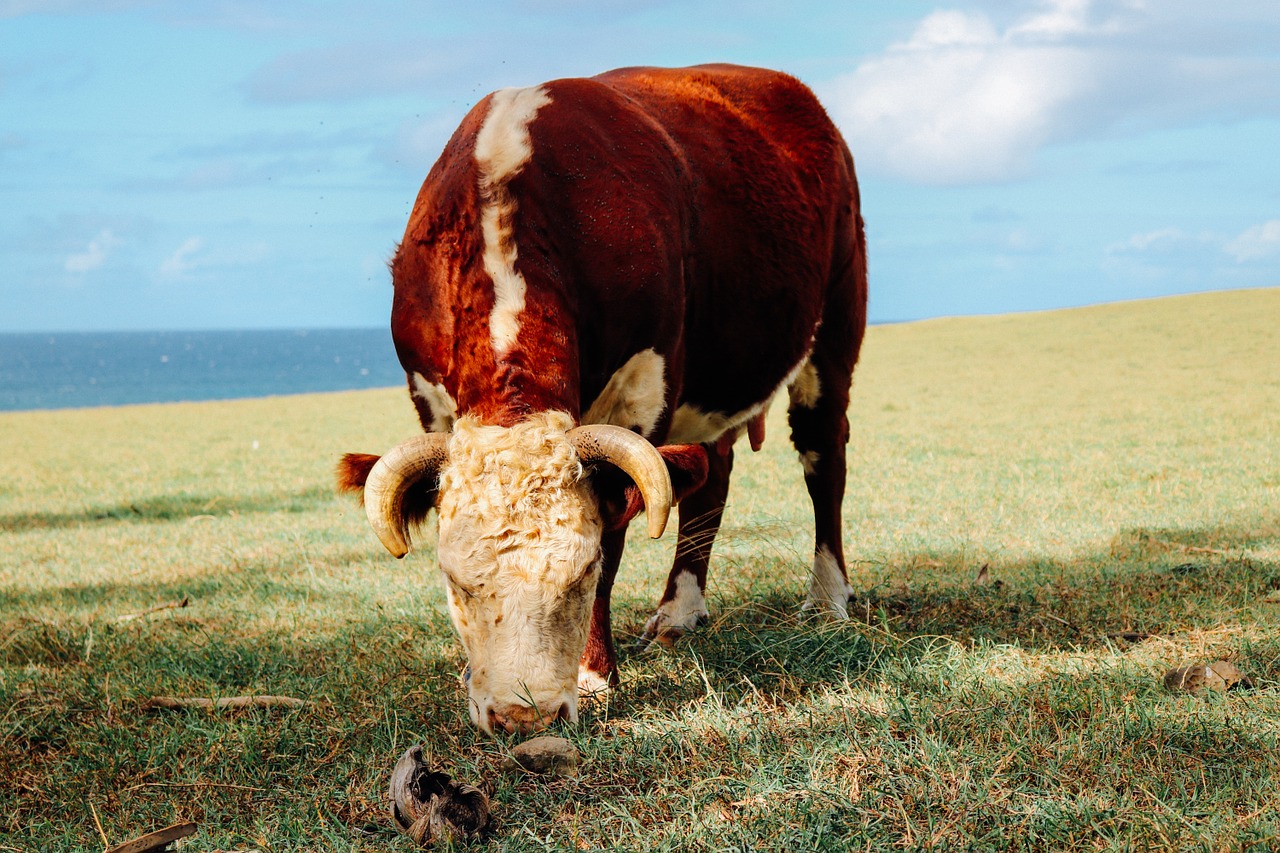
[339,64,867,734]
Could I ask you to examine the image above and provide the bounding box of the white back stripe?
[474,86,552,359]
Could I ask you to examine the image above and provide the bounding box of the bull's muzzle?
[487,700,573,735]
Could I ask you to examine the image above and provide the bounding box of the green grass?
[3,287,1279,851]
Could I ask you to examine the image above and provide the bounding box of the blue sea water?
[0,329,406,412]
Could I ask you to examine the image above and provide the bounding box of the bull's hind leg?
[788,198,867,616]
[640,444,734,644]
[788,346,858,617]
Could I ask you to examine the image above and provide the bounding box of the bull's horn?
[569,424,673,539]
[364,433,449,558]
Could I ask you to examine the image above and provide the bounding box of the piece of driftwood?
[390,745,490,846]
[114,597,191,623]
[103,822,197,853]
[142,695,306,711]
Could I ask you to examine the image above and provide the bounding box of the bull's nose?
[488,701,572,734]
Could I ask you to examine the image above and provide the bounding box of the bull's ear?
[336,452,439,532]
[595,444,709,532]
[337,453,381,500]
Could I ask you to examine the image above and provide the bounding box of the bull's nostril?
[488,708,513,734]
[487,701,573,734]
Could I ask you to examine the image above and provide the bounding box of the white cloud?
[1120,228,1190,252]
[903,10,1000,49]
[822,0,1280,185]
[1106,227,1219,256]
[64,229,119,273]
[1225,220,1280,263]
[160,236,204,278]
[1112,220,1280,267]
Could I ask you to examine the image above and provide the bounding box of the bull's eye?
[571,556,603,587]
[444,573,486,600]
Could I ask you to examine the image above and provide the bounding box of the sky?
[2,0,1278,331]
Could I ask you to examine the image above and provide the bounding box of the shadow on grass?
[8,511,1274,683]
[0,485,339,533]
[0,603,474,846]
[611,514,1280,704]
[3,514,1278,849]
[880,519,1277,646]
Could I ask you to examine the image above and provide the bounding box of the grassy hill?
[2,287,1278,851]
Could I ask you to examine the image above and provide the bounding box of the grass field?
[2,287,1279,851]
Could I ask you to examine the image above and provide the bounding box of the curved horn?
[363,433,449,558]
[569,424,673,539]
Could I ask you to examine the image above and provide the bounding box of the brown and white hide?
[340,63,869,735]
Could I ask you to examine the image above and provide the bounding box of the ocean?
[0,329,406,412]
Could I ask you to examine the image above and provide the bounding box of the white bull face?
[435,413,603,734]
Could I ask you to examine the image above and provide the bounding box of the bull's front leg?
[579,526,627,697]
[640,443,734,645]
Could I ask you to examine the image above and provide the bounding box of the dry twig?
[1107,631,1158,643]
[1145,537,1246,558]
[120,781,264,794]
[141,695,305,711]
[114,597,190,623]
[103,822,197,853]
[90,802,108,848]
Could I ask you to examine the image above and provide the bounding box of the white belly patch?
[668,352,812,446]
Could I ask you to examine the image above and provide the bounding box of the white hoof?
[801,593,851,619]
[639,570,708,646]
[640,604,709,646]
[803,546,853,618]
[577,666,611,700]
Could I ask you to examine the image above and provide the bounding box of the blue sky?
[2,0,1277,331]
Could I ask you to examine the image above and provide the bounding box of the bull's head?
[342,412,678,734]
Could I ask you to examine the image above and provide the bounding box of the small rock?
[502,736,580,777]
[1164,660,1254,694]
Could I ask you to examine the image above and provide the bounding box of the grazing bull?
[339,64,867,734]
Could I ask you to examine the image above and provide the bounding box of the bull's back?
[595,64,860,419]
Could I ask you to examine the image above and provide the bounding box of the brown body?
[341,64,867,732]
[393,64,864,428]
